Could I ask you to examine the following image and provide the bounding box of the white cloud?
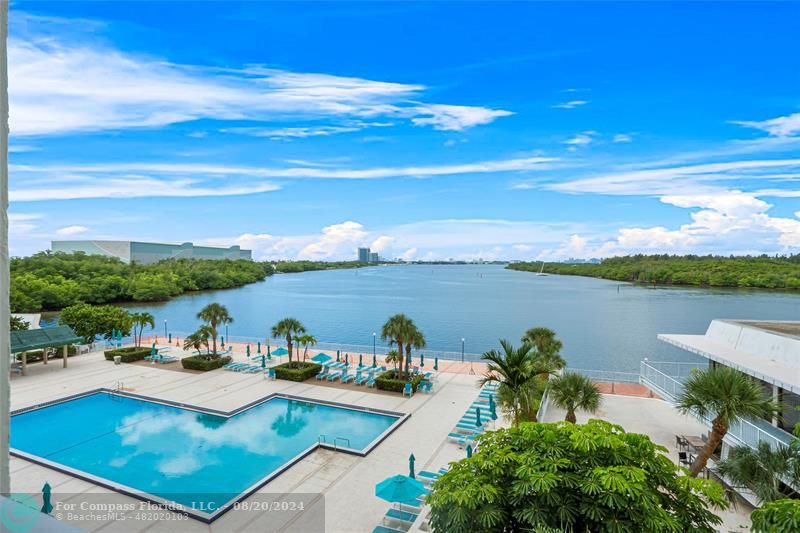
[370,235,394,253]
[55,225,89,236]
[552,100,589,109]
[563,131,597,148]
[9,144,40,153]
[8,213,42,234]
[612,133,633,143]
[10,16,511,136]
[298,221,369,260]
[398,248,418,261]
[732,112,800,138]
[221,121,393,139]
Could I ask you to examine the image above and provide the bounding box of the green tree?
[271,318,306,363]
[548,371,602,423]
[296,334,317,361]
[403,329,426,375]
[427,420,728,532]
[380,314,425,379]
[196,303,233,356]
[129,311,155,348]
[521,326,566,368]
[751,499,800,533]
[676,366,780,476]
[480,340,547,425]
[384,349,400,369]
[715,440,800,503]
[184,326,212,356]
[10,316,29,331]
[59,303,131,343]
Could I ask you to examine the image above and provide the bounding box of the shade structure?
[475,407,482,427]
[489,396,498,420]
[272,347,289,356]
[466,444,473,458]
[41,482,53,514]
[375,475,426,505]
[434,357,439,371]
[408,453,416,479]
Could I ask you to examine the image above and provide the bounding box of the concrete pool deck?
[10,348,499,532]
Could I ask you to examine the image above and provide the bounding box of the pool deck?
[10,349,499,532]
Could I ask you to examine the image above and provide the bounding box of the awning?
[11,326,83,353]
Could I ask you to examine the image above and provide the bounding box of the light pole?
[373,332,376,358]
[461,338,465,363]
[164,319,168,337]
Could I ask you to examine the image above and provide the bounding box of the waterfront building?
[358,247,370,262]
[51,240,252,264]
[369,252,379,263]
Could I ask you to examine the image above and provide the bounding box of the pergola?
[11,326,83,376]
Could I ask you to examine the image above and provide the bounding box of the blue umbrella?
[267,346,272,360]
[434,357,439,371]
[260,355,266,369]
[273,347,289,356]
[359,354,363,367]
[336,351,340,362]
[151,342,156,355]
[41,482,53,514]
[345,353,349,365]
[257,341,262,354]
[489,396,498,420]
[475,407,482,427]
[246,345,251,358]
[466,444,473,458]
[408,453,416,479]
[221,336,225,347]
[375,475,426,506]
[420,353,424,368]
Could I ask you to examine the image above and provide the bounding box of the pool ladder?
[318,435,351,450]
[109,380,124,401]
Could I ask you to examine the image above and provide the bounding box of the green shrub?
[752,499,800,533]
[274,361,322,382]
[375,370,424,393]
[181,355,232,371]
[104,346,152,363]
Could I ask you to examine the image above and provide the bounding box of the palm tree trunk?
[397,341,405,378]
[565,408,576,423]
[690,418,726,476]
[287,335,293,364]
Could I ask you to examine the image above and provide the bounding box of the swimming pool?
[10,390,406,521]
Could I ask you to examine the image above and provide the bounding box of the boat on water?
[535,261,548,276]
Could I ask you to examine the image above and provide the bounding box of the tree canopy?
[59,303,132,343]
[427,420,728,533]
[508,254,800,290]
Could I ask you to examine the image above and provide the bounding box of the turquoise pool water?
[11,392,399,516]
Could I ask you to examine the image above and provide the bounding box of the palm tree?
[380,314,425,379]
[385,349,400,369]
[196,303,233,356]
[130,312,155,348]
[521,327,566,369]
[271,318,306,364]
[403,329,426,375]
[548,371,602,423]
[677,366,780,477]
[480,340,544,425]
[184,326,211,356]
[296,334,317,361]
[716,441,800,503]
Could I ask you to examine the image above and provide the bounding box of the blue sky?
[8,1,800,260]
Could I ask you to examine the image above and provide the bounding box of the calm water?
[125,264,800,373]
[11,392,398,512]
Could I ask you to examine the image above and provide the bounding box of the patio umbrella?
[358,354,362,367]
[267,346,272,360]
[420,353,424,368]
[434,357,439,371]
[246,345,251,358]
[336,351,340,362]
[372,354,377,367]
[260,355,266,369]
[408,453,416,479]
[375,475,426,507]
[466,445,473,458]
[489,396,498,420]
[168,333,172,343]
[221,336,225,348]
[257,341,262,354]
[273,347,289,356]
[151,343,156,355]
[41,482,53,514]
[475,407,482,427]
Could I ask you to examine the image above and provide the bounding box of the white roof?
[659,320,800,395]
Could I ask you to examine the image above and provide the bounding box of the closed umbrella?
[150,343,157,356]
[408,453,416,479]
[466,444,473,458]
[41,482,53,514]
[336,351,340,363]
[375,475,426,507]
[261,355,266,369]
[359,354,363,367]
[420,353,424,368]
[246,345,251,358]
[489,396,498,420]
[434,357,439,371]
[372,354,377,368]
[221,336,225,348]
[267,346,272,360]
[475,407,482,427]
[345,353,349,365]
[257,341,262,354]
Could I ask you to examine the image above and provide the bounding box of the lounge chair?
[402,383,413,397]
[342,372,357,384]
[223,362,248,371]
[356,371,372,385]
[326,370,343,381]
[367,377,377,387]
[372,526,407,533]
[417,470,441,484]
[384,508,418,526]
[316,367,329,380]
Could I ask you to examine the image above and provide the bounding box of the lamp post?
[164,319,167,337]
[373,332,376,358]
[461,338,465,363]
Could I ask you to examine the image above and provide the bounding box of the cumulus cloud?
[55,225,89,236]
[298,221,369,260]
[732,112,800,138]
[410,104,513,131]
[370,235,394,253]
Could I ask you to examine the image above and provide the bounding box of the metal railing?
[569,368,640,384]
[639,360,793,450]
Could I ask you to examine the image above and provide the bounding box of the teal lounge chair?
[316,367,329,380]
[367,377,377,387]
[372,526,406,533]
[343,371,358,384]
[356,372,372,385]
[402,383,413,397]
[327,370,343,381]
[384,508,418,526]
[267,368,276,380]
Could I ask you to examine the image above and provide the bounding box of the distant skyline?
[8,2,800,261]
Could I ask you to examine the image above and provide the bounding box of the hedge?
[274,361,322,382]
[375,370,424,393]
[104,346,152,363]
[181,355,232,371]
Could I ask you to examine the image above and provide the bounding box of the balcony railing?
[639,360,793,450]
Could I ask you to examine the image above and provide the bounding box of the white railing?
[639,360,793,450]
[569,368,640,384]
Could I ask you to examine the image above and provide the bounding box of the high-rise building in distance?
[358,247,370,262]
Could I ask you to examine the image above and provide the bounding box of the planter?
[114,356,122,365]
[181,355,232,371]
[374,370,424,393]
[104,347,151,363]
[274,361,322,382]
